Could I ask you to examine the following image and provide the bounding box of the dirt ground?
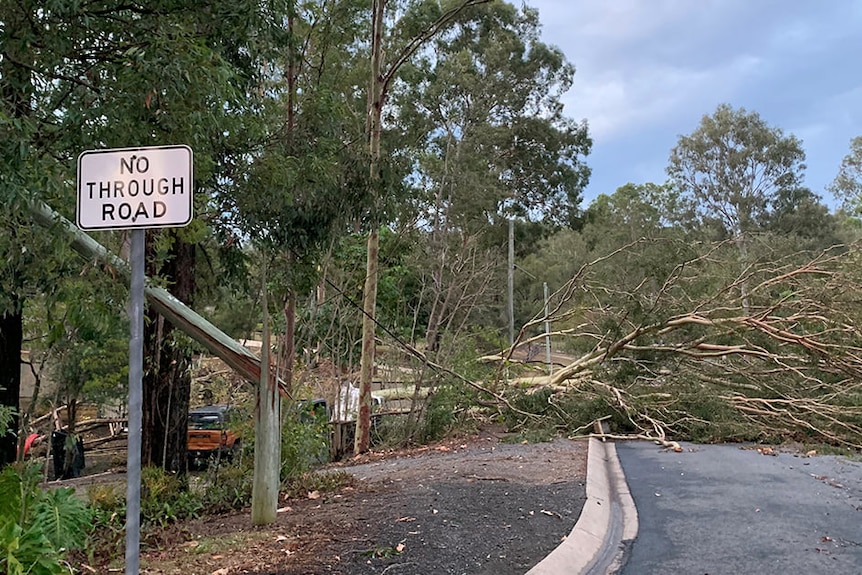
[132,429,587,575]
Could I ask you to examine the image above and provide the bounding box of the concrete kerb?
[526,438,638,575]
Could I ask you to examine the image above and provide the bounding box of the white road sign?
[77,145,193,230]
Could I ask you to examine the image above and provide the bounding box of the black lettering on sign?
[100,201,169,223]
[134,203,149,221]
[120,155,150,174]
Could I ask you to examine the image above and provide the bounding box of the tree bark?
[142,231,194,473]
[282,292,296,395]
[356,228,380,454]
[355,0,386,455]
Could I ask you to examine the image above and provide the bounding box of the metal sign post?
[125,229,145,575]
[76,145,193,575]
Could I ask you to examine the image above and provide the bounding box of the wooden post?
[252,253,280,525]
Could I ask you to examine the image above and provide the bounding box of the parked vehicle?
[187,405,241,467]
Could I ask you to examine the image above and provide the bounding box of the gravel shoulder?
[134,430,588,575]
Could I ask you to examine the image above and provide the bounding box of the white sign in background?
[77,145,193,230]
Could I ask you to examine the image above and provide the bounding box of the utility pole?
[507,218,515,346]
[544,282,552,375]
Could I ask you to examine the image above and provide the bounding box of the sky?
[527,0,862,210]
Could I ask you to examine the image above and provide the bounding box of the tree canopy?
[668,104,806,237]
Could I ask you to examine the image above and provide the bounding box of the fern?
[0,462,92,574]
[0,465,22,523]
[0,520,66,575]
[32,488,92,551]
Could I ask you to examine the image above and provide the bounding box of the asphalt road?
[616,442,862,575]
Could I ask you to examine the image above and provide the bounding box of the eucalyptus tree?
[582,182,697,246]
[224,0,373,525]
[396,2,590,235]
[759,186,839,252]
[668,104,807,311]
[668,104,806,239]
[0,0,87,464]
[354,0,496,454]
[388,1,591,353]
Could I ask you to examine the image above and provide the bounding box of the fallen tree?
[498,238,862,449]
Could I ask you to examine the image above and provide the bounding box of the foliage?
[86,482,126,560]
[419,384,470,443]
[87,460,255,563]
[394,1,591,233]
[761,186,840,251]
[0,398,12,439]
[376,382,481,446]
[199,463,254,514]
[140,467,203,529]
[48,275,129,413]
[280,407,330,480]
[0,462,91,575]
[300,228,426,367]
[668,103,806,237]
[0,0,298,475]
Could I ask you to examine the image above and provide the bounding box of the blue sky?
[528,0,862,211]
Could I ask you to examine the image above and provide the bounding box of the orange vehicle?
[187,405,241,466]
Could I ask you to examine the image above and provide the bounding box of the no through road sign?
[77,145,193,230]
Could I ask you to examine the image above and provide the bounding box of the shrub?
[281,408,330,480]
[86,483,126,562]
[199,463,253,513]
[419,384,475,443]
[140,467,202,528]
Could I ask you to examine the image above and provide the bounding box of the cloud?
[528,0,862,207]
[533,0,766,142]
[564,55,762,142]
[535,0,706,50]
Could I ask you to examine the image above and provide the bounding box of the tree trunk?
[355,0,490,454]
[0,304,23,466]
[356,0,386,455]
[142,231,194,473]
[356,228,380,454]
